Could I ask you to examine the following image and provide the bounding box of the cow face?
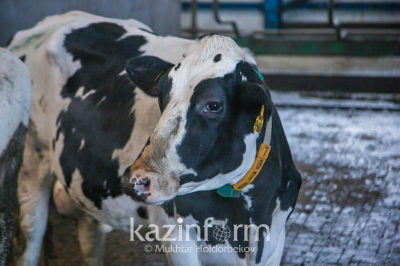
[121,35,272,204]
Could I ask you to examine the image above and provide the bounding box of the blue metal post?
[265,0,281,29]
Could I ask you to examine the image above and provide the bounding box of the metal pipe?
[328,0,334,26]
[338,22,400,29]
[182,28,241,35]
[212,0,241,38]
[282,22,400,29]
[183,28,336,36]
[284,0,311,10]
[183,27,400,39]
[253,28,337,35]
[191,0,198,38]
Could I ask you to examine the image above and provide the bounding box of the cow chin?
[121,170,180,205]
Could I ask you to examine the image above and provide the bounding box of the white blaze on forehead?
[150,99,196,177]
[168,35,256,101]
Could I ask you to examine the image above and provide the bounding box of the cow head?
[121,35,273,204]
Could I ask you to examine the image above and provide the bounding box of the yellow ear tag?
[253,105,264,133]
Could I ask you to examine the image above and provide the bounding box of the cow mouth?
[121,176,148,203]
[127,192,174,206]
[121,173,177,205]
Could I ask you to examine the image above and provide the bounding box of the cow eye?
[206,101,223,113]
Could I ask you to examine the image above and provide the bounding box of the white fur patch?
[168,35,255,100]
[112,88,160,176]
[0,48,31,155]
[140,35,193,65]
[258,199,292,266]
[75,86,95,100]
[242,184,255,211]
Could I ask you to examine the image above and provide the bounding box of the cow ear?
[126,56,174,96]
[240,82,267,107]
[237,62,270,109]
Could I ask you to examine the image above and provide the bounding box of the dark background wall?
[0,0,181,46]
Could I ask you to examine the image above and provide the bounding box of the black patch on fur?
[161,201,175,217]
[55,22,149,209]
[137,206,148,219]
[197,33,218,40]
[174,63,181,71]
[157,75,173,111]
[19,55,26,63]
[213,54,221,62]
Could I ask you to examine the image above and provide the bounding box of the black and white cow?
[0,48,31,264]
[8,11,301,266]
[121,33,302,265]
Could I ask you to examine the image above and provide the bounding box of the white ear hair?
[240,71,248,82]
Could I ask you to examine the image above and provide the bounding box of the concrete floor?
[37,92,400,265]
[279,105,400,265]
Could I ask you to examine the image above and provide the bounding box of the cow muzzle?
[121,168,178,204]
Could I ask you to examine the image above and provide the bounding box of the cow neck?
[216,104,272,198]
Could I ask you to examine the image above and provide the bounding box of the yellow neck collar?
[217,105,271,198]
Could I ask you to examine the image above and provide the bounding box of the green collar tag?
[216,184,242,198]
[252,67,264,81]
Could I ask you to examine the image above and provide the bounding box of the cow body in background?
[0,48,31,265]
[8,11,192,265]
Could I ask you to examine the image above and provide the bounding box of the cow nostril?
[136,177,150,188]
[143,178,150,188]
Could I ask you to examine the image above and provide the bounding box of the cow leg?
[16,172,53,266]
[52,180,82,217]
[15,127,53,266]
[77,215,106,266]
[16,171,53,266]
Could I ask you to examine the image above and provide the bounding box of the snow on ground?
[272,91,400,110]
[279,105,400,265]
